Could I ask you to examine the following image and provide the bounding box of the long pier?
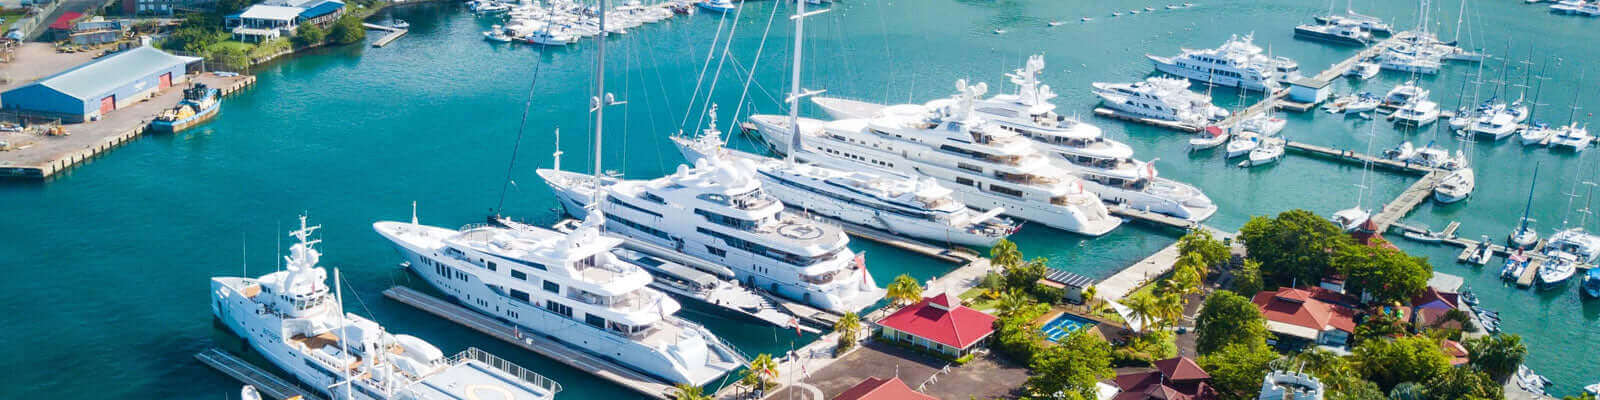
[382,286,677,400]
[1368,170,1445,233]
[1283,140,1437,175]
[195,348,325,400]
[363,23,408,47]
[1109,204,1201,231]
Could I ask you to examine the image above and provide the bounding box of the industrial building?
[1,46,201,122]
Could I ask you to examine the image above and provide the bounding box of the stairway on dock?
[382,286,677,399]
[195,348,324,400]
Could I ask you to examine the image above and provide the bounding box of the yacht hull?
[1148,55,1275,92]
[210,279,346,400]
[1293,26,1371,46]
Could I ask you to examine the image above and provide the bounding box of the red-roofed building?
[834,377,938,400]
[1441,340,1470,367]
[1109,357,1218,400]
[1409,287,1463,330]
[876,293,997,357]
[1251,288,1358,348]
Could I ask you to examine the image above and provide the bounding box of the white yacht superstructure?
[535,159,885,313]
[374,214,745,385]
[1091,77,1230,125]
[1146,33,1301,92]
[754,81,1123,236]
[212,217,563,400]
[673,132,1016,247]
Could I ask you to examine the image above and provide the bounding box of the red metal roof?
[1252,288,1358,333]
[1155,357,1211,382]
[1111,358,1217,400]
[49,12,83,30]
[833,377,937,400]
[876,295,997,349]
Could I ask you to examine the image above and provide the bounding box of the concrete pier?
[364,23,408,47]
[195,348,325,400]
[382,286,677,399]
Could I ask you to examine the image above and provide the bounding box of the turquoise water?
[1039,312,1098,343]
[2,0,1599,397]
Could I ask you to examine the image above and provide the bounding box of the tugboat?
[151,83,220,133]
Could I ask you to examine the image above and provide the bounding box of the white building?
[226,5,301,43]
[1258,371,1324,400]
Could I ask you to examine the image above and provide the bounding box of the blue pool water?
[1040,312,1099,342]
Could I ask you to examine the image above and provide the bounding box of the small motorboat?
[1520,122,1554,145]
[993,29,1007,34]
[1049,20,1066,26]
[1460,289,1479,306]
[1189,126,1228,151]
[1403,226,1449,243]
[242,386,261,400]
[1583,382,1600,397]
[1144,6,1156,11]
[483,29,512,42]
[1112,11,1122,16]
[1468,235,1494,265]
[1166,4,1181,9]
[1536,253,1579,290]
[1342,93,1381,114]
[1433,167,1475,204]
[1225,132,1260,158]
[1346,61,1380,80]
[1502,252,1530,280]
[696,0,736,13]
[392,19,410,29]
[1239,138,1285,168]
[1130,10,1141,14]
[1183,2,1195,6]
[1079,17,1091,22]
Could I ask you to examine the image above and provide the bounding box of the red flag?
[790,317,802,337]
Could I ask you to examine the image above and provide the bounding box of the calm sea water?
[3,0,1598,397]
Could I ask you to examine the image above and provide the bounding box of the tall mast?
[592,0,612,205]
[1518,162,1540,235]
[1568,71,1585,125]
[335,268,352,400]
[786,0,827,165]
[1451,0,1465,44]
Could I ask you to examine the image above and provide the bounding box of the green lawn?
[1,12,27,33]
[208,40,255,53]
[958,287,999,313]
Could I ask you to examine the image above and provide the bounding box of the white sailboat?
[1332,123,1379,231]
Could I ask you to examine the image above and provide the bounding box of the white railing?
[449,347,564,394]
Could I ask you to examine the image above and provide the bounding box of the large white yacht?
[673,132,1015,247]
[535,159,885,314]
[213,217,563,400]
[813,56,1217,222]
[754,81,1123,236]
[1091,77,1230,125]
[373,213,745,385]
[1146,33,1302,92]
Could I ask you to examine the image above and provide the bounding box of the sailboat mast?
[1519,162,1540,234]
[335,268,352,400]
[1451,0,1464,44]
[592,0,609,201]
[786,0,806,165]
[1568,71,1584,125]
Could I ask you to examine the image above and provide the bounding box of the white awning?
[1265,321,1321,340]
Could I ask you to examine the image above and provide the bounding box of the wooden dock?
[1283,140,1437,175]
[195,348,324,400]
[1109,204,1200,231]
[363,23,408,47]
[382,286,677,399]
[1368,170,1445,233]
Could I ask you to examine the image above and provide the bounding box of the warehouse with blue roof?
[1,46,202,122]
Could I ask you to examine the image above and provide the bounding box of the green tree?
[1387,382,1425,400]
[1277,349,1384,399]
[1232,259,1265,295]
[992,303,1048,362]
[1352,337,1450,391]
[1238,210,1352,287]
[1002,258,1048,295]
[990,239,1021,270]
[1563,393,1599,400]
[1423,366,1503,400]
[328,15,367,45]
[1123,290,1161,334]
[1351,312,1408,346]
[1329,380,1387,400]
[1165,260,1205,298]
[1153,292,1185,331]
[1194,291,1270,354]
[886,274,923,307]
[741,353,778,391]
[995,289,1032,319]
[1198,343,1280,400]
[1179,229,1232,268]
[1082,284,1100,310]
[215,0,252,14]
[672,384,711,400]
[1026,330,1115,399]
[833,312,860,354]
[293,22,327,47]
[1337,244,1432,305]
[1464,334,1527,381]
[211,46,251,71]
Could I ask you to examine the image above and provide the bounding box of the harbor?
[5,0,1600,399]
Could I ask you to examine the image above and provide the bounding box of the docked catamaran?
[812,57,1216,222]
[374,212,745,385]
[213,217,563,400]
[535,157,885,313]
[753,80,1123,236]
[1146,33,1301,92]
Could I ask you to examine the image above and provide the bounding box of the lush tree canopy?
[1424,366,1504,400]
[1178,229,1231,269]
[886,274,923,306]
[1194,290,1271,354]
[1238,210,1352,287]
[1351,336,1450,391]
[329,15,367,45]
[1336,244,1432,304]
[990,239,1022,269]
[1198,343,1280,400]
[293,23,327,47]
[1465,334,1527,381]
[1026,330,1115,400]
[1231,259,1265,295]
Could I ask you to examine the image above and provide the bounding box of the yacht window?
[510,289,530,303]
[545,301,573,317]
[486,261,497,272]
[543,281,560,294]
[706,245,727,257]
[608,196,664,218]
[511,270,527,280]
[989,184,1024,197]
[955,177,976,187]
[585,314,606,328]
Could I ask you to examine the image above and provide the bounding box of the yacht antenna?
[411,201,418,225]
[335,267,352,400]
[1517,162,1540,237]
[553,127,563,171]
[786,0,830,166]
[241,232,247,278]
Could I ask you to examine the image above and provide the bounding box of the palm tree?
[1154,292,1185,330]
[1123,291,1159,334]
[990,239,1022,270]
[886,274,923,307]
[996,289,1031,319]
[742,353,779,391]
[672,384,711,400]
[1082,285,1100,311]
[834,312,861,345]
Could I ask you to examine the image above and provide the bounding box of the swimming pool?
[1039,312,1099,342]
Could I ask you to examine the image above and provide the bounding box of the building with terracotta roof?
[1251,288,1358,348]
[833,377,938,400]
[1440,340,1470,367]
[1408,287,1463,330]
[876,293,997,358]
[1109,357,1217,400]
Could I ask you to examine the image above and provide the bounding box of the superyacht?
[213,217,563,400]
[752,81,1123,236]
[815,56,1216,222]
[673,132,1015,247]
[1146,33,1302,92]
[1091,77,1230,125]
[374,212,745,385]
